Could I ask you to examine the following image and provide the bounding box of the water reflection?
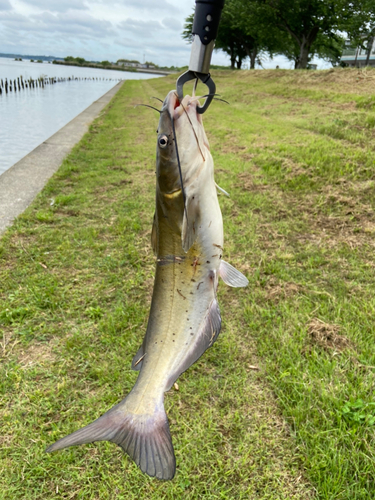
[0,57,162,174]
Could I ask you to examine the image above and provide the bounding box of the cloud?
[93,0,179,13]
[37,11,114,36]
[20,0,88,12]
[0,0,12,11]
[0,0,230,67]
[1,10,114,38]
[117,18,163,38]
[161,17,181,31]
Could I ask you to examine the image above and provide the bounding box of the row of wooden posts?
[0,76,123,95]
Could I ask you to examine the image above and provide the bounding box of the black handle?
[192,0,225,46]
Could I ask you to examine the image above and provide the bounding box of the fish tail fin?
[46,398,176,480]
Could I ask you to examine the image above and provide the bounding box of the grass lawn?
[1,68,375,499]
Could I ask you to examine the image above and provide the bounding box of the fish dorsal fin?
[219,260,249,287]
[151,213,157,255]
[181,192,200,253]
[166,298,221,390]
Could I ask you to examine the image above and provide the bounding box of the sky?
[0,0,331,69]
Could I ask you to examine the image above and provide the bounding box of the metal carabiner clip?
[176,0,224,114]
[176,70,216,114]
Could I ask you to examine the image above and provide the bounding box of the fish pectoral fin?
[181,192,200,253]
[215,182,230,197]
[131,345,144,371]
[151,212,157,255]
[219,260,249,287]
[46,398,176,481]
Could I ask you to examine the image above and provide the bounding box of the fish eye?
[158,134,168,148]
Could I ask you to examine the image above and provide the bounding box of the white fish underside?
[46,90,248,480]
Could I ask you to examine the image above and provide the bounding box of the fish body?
[46,90,248,480]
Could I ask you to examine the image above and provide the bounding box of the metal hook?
[176,70,216,114]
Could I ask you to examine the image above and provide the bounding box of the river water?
[0,57,161,175]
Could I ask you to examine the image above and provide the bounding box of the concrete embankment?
[0,81,124,235]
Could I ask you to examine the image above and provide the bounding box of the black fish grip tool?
[176,0,225,114]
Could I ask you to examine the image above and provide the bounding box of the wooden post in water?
[0,73,114,95]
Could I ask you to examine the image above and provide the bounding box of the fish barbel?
[46,90,248,480]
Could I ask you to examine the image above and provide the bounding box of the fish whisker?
[179,100,205,162]
[170,112,188,223]
[135,104,161,114]
[193,78,198,97]
[200,93,222,97]
[212,97,230,105]
[151,96,164,103]
[199,94,230,105]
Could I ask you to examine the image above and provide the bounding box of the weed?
[341,399,375,427]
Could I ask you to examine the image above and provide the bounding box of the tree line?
[182,0,375,69]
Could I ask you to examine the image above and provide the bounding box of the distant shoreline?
[0,53,177,76]
[52,60,175,76]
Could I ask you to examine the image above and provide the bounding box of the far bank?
[52,59,176,76]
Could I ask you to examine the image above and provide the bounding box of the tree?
[271,29,345,68]
[182,0,273,69]
[224,0,270,69]
[182,0,374,70]
[343,0,375,66]
[255,0,374,69]
[313,32,346,67]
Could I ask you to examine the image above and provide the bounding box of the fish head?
[156,90,209,194]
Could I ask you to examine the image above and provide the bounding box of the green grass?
[1,67,375,498]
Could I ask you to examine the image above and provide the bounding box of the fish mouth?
[161,90,207,156]
[164,91,180,120]
[165,91,202,123]
[169,92,202,123]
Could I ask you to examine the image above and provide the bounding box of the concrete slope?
[0,81,124,235]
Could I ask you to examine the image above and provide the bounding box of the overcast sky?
[0,0,331,69]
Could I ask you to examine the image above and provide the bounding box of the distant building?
[117,59,157,70]
[341,38,375,67]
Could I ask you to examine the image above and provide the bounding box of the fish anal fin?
[181,193,200,253]
[151,213,157,255]
[46,399,176,481]
[219,260,249,287]
[166,298,221,390]
[131,346,144,371]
